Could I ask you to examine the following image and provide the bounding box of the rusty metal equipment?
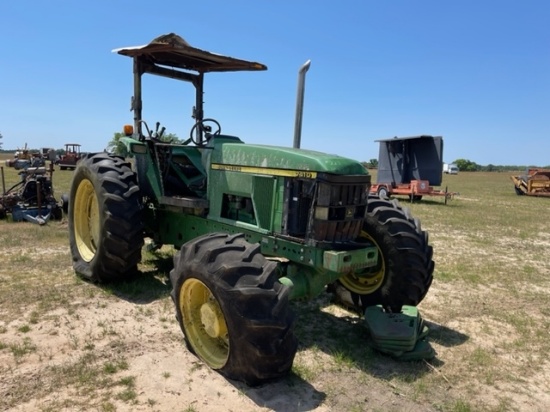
[0,164,64,224]
[5,144,47,170]
[511,168,550,197]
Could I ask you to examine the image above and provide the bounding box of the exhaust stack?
[293,60,311,149]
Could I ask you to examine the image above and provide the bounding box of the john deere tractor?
[68,33,434,385]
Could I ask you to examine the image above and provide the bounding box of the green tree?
[454,158,480,172]
[161,133,182,144]
[361,159,379,169]
[0,132,3,150]
[107,132,129,157]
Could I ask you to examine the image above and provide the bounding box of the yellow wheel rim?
[339,230,385,294]
[180,278,229,369]
[74,179,100,262]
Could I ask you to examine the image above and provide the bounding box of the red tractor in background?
[57,143,82,170]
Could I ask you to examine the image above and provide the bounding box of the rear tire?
[68,153,144,282]
[170,233,297,385]
[332,195,434,313]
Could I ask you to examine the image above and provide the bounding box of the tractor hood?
[209,137,368,176]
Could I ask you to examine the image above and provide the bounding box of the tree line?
[1,130,547,170]
[361,157,549,172]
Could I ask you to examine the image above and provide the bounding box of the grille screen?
[311,182,368,242]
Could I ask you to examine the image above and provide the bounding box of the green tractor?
[68,33,434,385]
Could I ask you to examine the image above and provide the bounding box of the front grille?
[310,179,369,242]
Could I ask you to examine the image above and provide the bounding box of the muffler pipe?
[293,60,311,149]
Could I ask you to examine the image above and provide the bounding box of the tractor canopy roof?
[113,33,267,73]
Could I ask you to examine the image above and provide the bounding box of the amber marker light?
[123,124,134,136]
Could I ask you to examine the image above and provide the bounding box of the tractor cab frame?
[115,33,266,146]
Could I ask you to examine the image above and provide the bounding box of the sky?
[1,1,549,166]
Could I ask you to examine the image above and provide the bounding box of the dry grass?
[1,154,549,411]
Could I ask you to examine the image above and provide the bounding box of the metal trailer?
[370,135,456,203]
[371,179,454,203]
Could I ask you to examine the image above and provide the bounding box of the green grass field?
[0,153,548,411]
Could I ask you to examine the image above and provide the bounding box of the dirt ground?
[1,218,549,411]
[0,270,441,412]
[0,279,441,412]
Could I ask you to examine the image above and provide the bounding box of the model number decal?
[213,164,242,172]
[211,163,317,179]
[295,171,314,178]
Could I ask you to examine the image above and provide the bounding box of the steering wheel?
[189,118,221,145]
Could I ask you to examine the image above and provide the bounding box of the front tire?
[170,233,297,385]
[68,153,144,282]
[332,195,434,313]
